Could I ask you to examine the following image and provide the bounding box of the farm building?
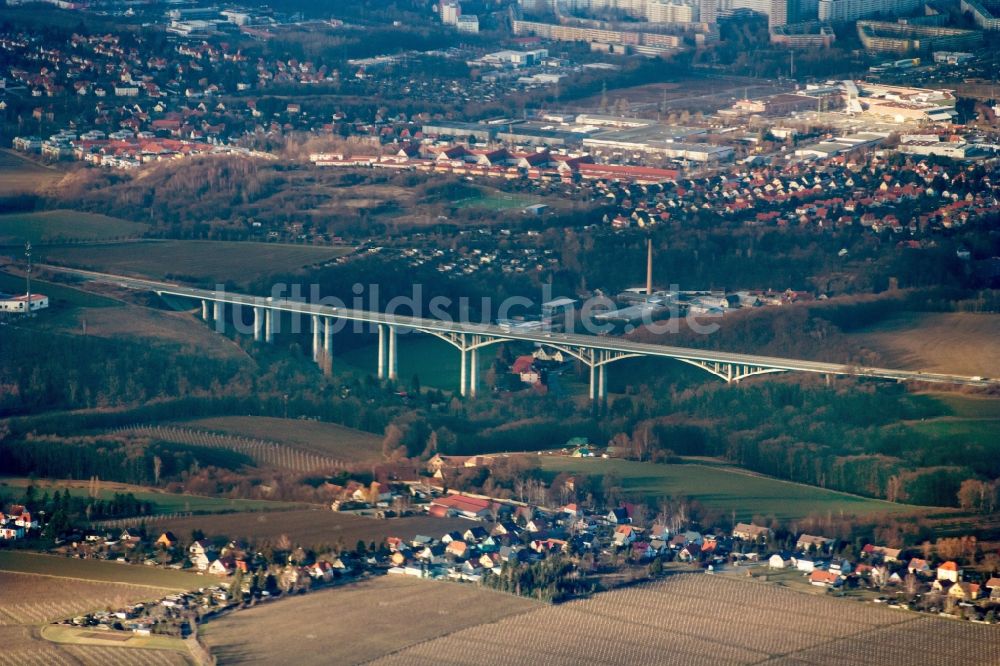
[862,543,902,562]
[809,570,842,588]
[430,494,495,520]
[0,293,48,313]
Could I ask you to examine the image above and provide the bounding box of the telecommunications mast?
[25,241,32,314]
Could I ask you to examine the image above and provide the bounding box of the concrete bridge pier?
[573,348,641,404]
[201,300,209,320]
[253,307,263,342]
[469,337,479,398]
[213,301,223,330]
[377,324,386,380]
[598,361,607,401]
[323,318,333,364]
[387,325,398,381]
[265,309,274,343]
[588,362,596,402]
[458,334,469,397]
[312,314,321,362]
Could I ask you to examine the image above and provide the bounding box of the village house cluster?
[310,141,682,185]
[52,531,359,638]
[769,540,1000,611]
[308,132,1000,251]
[605,149,1000,239]
[6,440,1000,628]
[0,504,38,540]
[0,15,591,169]
[55,589,204,638]
[6,4,1000,277]
[381,480,1000,621]
[41,503,1000,639]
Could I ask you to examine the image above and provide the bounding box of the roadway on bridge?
[39,264,997,388]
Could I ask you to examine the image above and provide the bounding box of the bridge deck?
[40,265,995,388]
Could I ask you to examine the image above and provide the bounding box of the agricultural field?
[0,569,189,666]
[0,149,64,195]
[51,304,250,359]
[123,424,343,473]
[0,571,176,625]
[152,510,471,549]
[888,393,1000,474]
[0,477,305,515]
[850,312,1000,377]
[0,625,188,666]
[539,457,920,522]
[372,574,1000,666]
[201,576,539,665]
[0,210,148,245]
[0,552,201,590]
[904,418,1000,452]
[927,393,1000,419]
[39,240,351,285]
[178,416,382,462]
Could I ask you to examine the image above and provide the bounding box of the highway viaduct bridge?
[42,266,998,400]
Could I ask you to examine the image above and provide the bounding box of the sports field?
[539,457,921,521]
[179,416,382,461]
[40,240,351,284]
[453,189,540,212]
[0,210,148,244]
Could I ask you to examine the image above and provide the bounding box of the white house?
[613,525,638,546]
[0,293,49,313]
[189,540,213,571]
[0,526,25,540]
[768,553,791,569]
[208,557,234,576]
[937,561,961,583]
[794,558,816,573]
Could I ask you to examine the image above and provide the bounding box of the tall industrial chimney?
[646,237,653,296]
